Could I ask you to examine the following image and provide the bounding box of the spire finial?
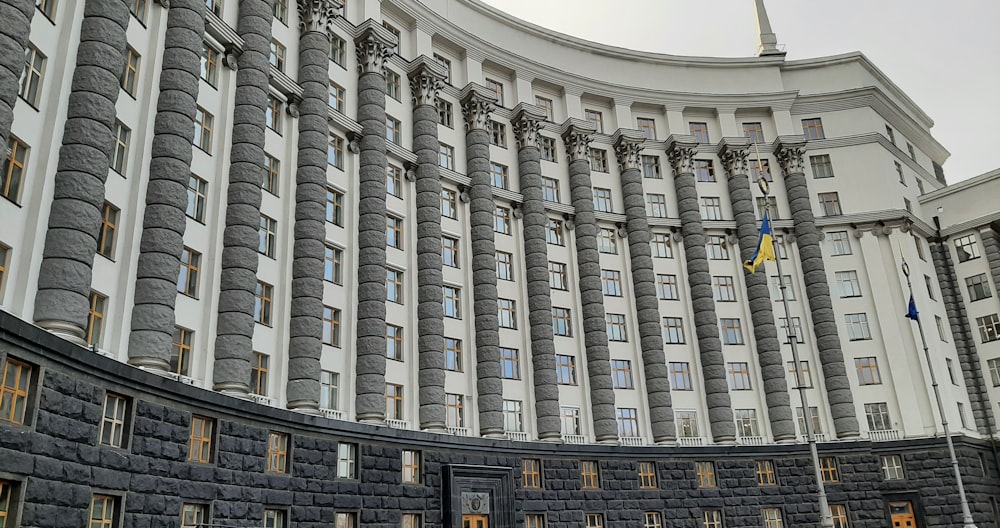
[754,0,785,56]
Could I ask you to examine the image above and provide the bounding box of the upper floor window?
[97,202,120,259]
[647,194,668,218]
[19,44,45,107]
[585,109,603,133]
[637,118,656,140]
[593,187,613,212]
[2,136,28,203]
[386,164,403,198]
[194,107,213,153]
[252,353,270,397]
[439,143,455,170]
[535,96,554,120]
[498,299,517,329]
[494,206,511,235]
[188,415,215,463]
[601,269,622,297]
[386,116,401,146]
[610,359,633,388]
[432,53,451,83]
[818,192,842,216]
[540,136,557,162]
[327,188,344,226]
[802,118,825,140]
[541,177,560,201]
[329,35,346,67]
[828,231,852,256]
[485,78,504,106]
[266,95,282,132]
[254,281,273,326]
[87,291,108,346]
[490,121,507,148]
[706,235,729,260]
[669,362,692,390]
[555,355,577,384]
[269,39,286,72]
[700,197,722,220]
[438,99,453,127]
[954,235,980,262]
[272,0,288,23]
[606,313,627,342]
[0,356,34,425]
[495,251,513,281]
[500,347,520,379]
[642,155,661,179]
[329,82,346,112]
[689,122,709,143]
[121,46,141,96]
[590,148,608,172]
[977,314,1000,343]
[386,70,401,100]
[441,189,458,219]
[651,233,672,258]
[810,155,834,178]
[490,162,509,189]
[907,143,916,161]
[597,228,617,254]
[967,273,993,302]
[743,122,764,143]
[694,160,715,182]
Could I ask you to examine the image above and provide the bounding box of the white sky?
[479,0,1000,183]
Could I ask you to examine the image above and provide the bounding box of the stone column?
[512,104,561,442]
[774,138,860,439]
[562,119,618,444]
[666,137,736,444]
[33,1,132,343]
[408,57,447,432]
[461,84,504,438]
[127,0,207,370]
[352,21,394,424]
[0,0,35,148]
[211,0,273,395]
[284,0,339,412]
[613,130,676,444]
[982,227,1000,318]
[719,139,795,442]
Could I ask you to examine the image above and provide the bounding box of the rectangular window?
[830,505,849,528]
[844,313,871,341]
[955,234,980,262]
[329,82,346,112]
[545,218,564,245]
[720,318,745,345]
[494,206,511,235]
[110,120,130,175]
[755,196,778,220]
[540,136,557,162]
[385,70,401,100]
[490,162,509,189]
[669,362,692,390]
[638,461,657,489]
[193,107,213,152]
[646,194,668,218]
[549,261,568,290]
[735,410,759,440]
[526,515,545,528]
[643,512,661,528]
[498,299,517,329]
[269,39,286,72]
[254,281,273,326]
[555,355,577,385]
[337,442,357,478]
[336,513,358,528]
[771,275,794,301]
[695,461,716,488]
[580,461,600,489]
[651,233,672,258]
[611,359,633,389]
[188,415,214,463]
[855,356,881,385]
[100,393,130,448]
[976,314,1000,342]
[251,352,269,396]
[819,457,839,482]
[442,236,460,268]
[486,78,504,106]
[990,358,1000,387]
[706,235,729,260]
[329,35,346,67]
[896,161,906,185]
[601,269,623,297]
[181,503,209,528]
[585,514,604,528]
[756,460,777,486]
[500,347,520,379]
[445,338,462,372]
[89,495,120,528]
[676,410,698,437]
[712,276,736,302]
[382,20,400,53]
[490,121,507,148]
[743,122,764,143]
[727,362,751,390]
[96,202,120,259]
[657,274,679,300]
[2,136,28,202]
[937,315,949,342]
[441,189,458,219]
[788,360,812,388]
[386,324,403,361]
[502,399,523,432]
[835,271,862,298]
[695,159,715,182]
[325,245,343,284]
[828,231,852,255]
[272,0,287,22]
[700,197,722,220]
[561,407,581,435]
[689,122,710,143]
[320,371,339,410]
[637,117,656,139]
[810,154,834,178]
[0,357,33,425]
[778,317,804,344]
[19,44,45,106]
[540,179,561,204]
[433,53,451,83]
[585,110,603,133]
[522,459,542,489]
[818,192,842,216]
[751,159,772,183]
[258,214,277,258]
[266,432,289,473]
[536,96,554,120]
[87,291,108,346]
[641,155,661,179]
[593,187,613,212]
[616,408,639,437]
[0,244,7,296]
[663,317,685,344]
[552,307,572,337]
[386,384,404,420]
[386,268,403,304]
[264,510,287,528]
[495,251,513,280]
[121,46,140,96]
[797,406,823,436]
[446,393,464,428]
[907,143,916,160]
[443,286,461,318]
[265,95,283,131]
[966,273,992,302]
[606,313,628,342]
[327,188,344,226]
[590,148,609,172]
[386,164,403,198]
[387,215,403,249]
[438,99,453,127]
[925,275,936,300]
[802,118,825,140]
[171,326,193,376]
[327,135,344,169]
[881,454,905,481]
[865,402,892,431]
[386,116,401,145]
[598,228,617,254]
[264,153,280,195]
[762,508,784,528]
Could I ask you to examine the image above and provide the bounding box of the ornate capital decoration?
[354,23,394,75]
[775,146,806,176]
[460,92,495,132]
[298,0,339,34]
[512,115,542,150]
[719,147,750,178]
[666,145,696,175]
[562,129,592,162]
[409,72,442,108]
[613,137,643,172]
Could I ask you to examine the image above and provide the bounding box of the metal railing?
[505,431,529,442]
[737,435,765,446]
[562,434,586,444]
[868,429,900,442]
[677,436,705,446]
[620,436,646,447]
[385,418,410,430]
[319,408,344,420]
[447,426,469,437]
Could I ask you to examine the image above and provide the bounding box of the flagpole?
[899,257,978,528]
[752,144,834,528]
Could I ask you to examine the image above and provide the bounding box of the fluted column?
[666,137,736,444]
[33,1,132,343]
[719,139,795,442]
[0,0,35,148]
[512,105,561,442]
[353,21,394,423]
[562,120,618,444]
[284,0,339,411]
[613,130,675,444]
[774,138,859,438]
[462,84,503,438]
[127,0,207,369]
[408,57,447,432]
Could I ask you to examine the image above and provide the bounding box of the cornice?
[805,132,940,188]
[919,168,1000,203]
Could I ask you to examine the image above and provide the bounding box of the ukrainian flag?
[743,211,776,274]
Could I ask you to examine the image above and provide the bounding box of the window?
[854,356,882,386]
[802,118,825,140]
[498,299,517,329]
[561,407,581,435]
[694,159,715,182]
[386,116,401,145]
[720,319,744,345]
[386,268,404,304]
[638,461,657,489]
[990,358,1000,387]
[336,513,358,528]
[433,53,451,83]
[121,46,140,95]
[500,347,520,379]
[386,384,404,420]
[818,457,840,483]
[550,307,573,337]
[593,187,613,212]
[726,362,751,389]
[443,286,461,318]
[264,510,286,528]
[437,99,453,127]
[954,235,980,262]
[663,317,685,344]
[756,460,777,486]
[327,188,344,226]
[251,352,269,396]
[87,291,107,346]
[171,326,193,376]
[545,219,564,245]
[907,143,916,160]
[700,197,722,220]
[735,409,759,438]
[977,314,1000,343]
[865,402,892,431]
[830,505,849,528]
[99,393,129,448]
[676,410,698,437]
[181,504,209,528]
[502,400,523,432]
[2,137,27,202]
[264,153,280,195]
[669,362,692,390]
[494,251,514,280]
[756,197,777,219]
[885,125,896,144]
[324,82,346,113]
[641,155,661,179]
[580,461,600,489]
[188,415,214,463]
[1,357,33,425]
[646,194,668,218]
[549,261,568,290]
[89,495,120,528]
[37,0,57,18]
[540,136,557,162]
[616,408,639,437]
[490,162,509,189]
[771,275,794,301]
[266,432,289,473]
[536,96,554,120]
[440,236,459,268]
[525,515,545,528]
[749,160,772,184]
[712,276,736,302]
[656,274,679,300]
[520,459,542,489]
[446,393,464,428]
[809,155,834,178]
[835,271,861,298]
[608,359,634,389]
[444,338,462,372]
[584,109,603,133]
[107,120,131,176]
[924,275,936,300]
[895,161,905,185]
[695,461,716,488]
[323,306,340,347]
[485,78,504,106]
[269,39,286,72]
[643,512,661,528]
[881,454,905,481]
[689,122,709,143]
[490,121,507,148]
[328,134,344,168]
[386,324,403,360]
[706,235,728,260]
[743,122,764,143]
[184,175,208,223]
[387,215,403,249]
[606,314,627,342]
[320,371,339,410]
[844,313,871,341]
[597,228,617,254]
[590,148,608,172]
[193,106,213,152]
[329,35,346,67]
[0,244,6,296]
[936,315,949,342]
[778,317,804,344]
[967,273,992,301]
[627,117,656,141]
[258,214,277,258]
[403,449,420,484]
[325,245,343,284]
[601,270,622,297]
[651,233,672,258]
[494,206,511,235]
[254,281,273,325]
[585,514,604,528]
[272,0,287,22]
[386,164,402,198]
[818,192,842,216]
[441,189,457,219]
[702,511,723,528]
[788,361,812,388]
[337,442,357,478]
[762,508,783,528]
[96,202,120,259]
[385,70,401,100]
[555,355,576,385]
[828,231,851,255]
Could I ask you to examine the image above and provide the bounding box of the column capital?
[512,103,546,150]
[560,118,596,162]
[460,83,496,131]
[772,135,808,176]
[612,129,645,172]
[718,137,751,178]
[297,0,341,35]
[354,20,395,75]
[665,134,698,175]
[407,56,446,108]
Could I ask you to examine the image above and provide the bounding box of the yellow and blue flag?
[905,294,919,321]
[743,211,776,274]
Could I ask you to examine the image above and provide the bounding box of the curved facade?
[1,1,1000,527]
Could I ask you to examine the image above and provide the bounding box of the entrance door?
[889,501,916,528]
[463,515,488,528]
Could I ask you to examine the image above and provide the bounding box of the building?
[0,0,998,526]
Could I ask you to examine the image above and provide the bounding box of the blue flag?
[905,294,919,321]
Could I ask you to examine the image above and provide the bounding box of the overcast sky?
[480,0,1000,183]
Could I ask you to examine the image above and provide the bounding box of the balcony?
[505,431,530,442]
[799,433,829,443]
[385,418,410,430]
[620,436,646,447]
[563,434,586,444]
[677,436,705,446]
[447,426,469,437]
[737,435,765,446]
[868,429,901,442]
[320,408,344,420]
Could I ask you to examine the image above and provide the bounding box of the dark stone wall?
[0,312,998,528]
